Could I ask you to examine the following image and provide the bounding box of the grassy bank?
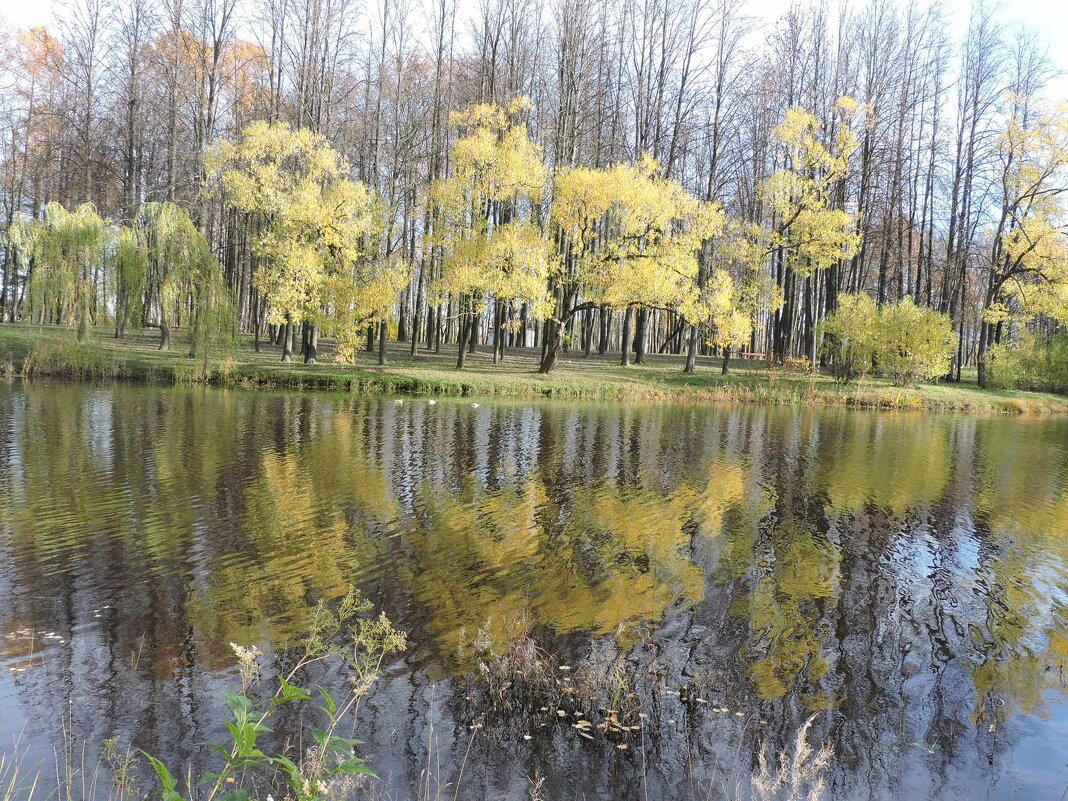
[2,323,1067,415]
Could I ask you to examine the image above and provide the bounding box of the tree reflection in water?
[0,384,1066,799]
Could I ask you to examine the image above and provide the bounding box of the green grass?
[2,323,1067,415]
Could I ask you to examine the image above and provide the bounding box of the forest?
[0,0,1067,391]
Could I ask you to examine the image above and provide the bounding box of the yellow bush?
[877,298,955,386]
[822,295,955,386]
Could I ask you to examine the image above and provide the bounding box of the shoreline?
[2,325,1067,416]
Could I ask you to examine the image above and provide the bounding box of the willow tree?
[540,154,723,373]
[429,99,552,369]
[24,202,109,341]
[113,225,147,339]
[207,120,402,364]
[976,99,1068,387]
[2,219,35,326]
[137,202,219,352]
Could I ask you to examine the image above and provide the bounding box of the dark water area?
[1,381,1067,800]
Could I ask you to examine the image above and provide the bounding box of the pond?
[0,381,1066,800]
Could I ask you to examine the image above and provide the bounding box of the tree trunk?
[281,315,294,363]
[684,324,698,373]
[304,323,318,364]
[977,318,991,388]
[539,319,563,373]
[253,297,262,353]
[457,300,469,369]
[598,306,610,355]
[620,306,633,367]
[634,308,648,363]
[378,319,387,365]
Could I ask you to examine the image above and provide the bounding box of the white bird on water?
[470,402,480,409]
[427,399,437,405]
[394,399,404,405]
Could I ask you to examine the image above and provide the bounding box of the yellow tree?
[977,99,1068,387]
[541,154,723,372]
[684,263,766,375]
[761,98,862,364]
[429,99,552,369]
[206,121,403,363]
[876,298,956,386]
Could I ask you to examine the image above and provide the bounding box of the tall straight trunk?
[304,323,318,364]
[977,320,992,387]
[253,295,262,353]
[281,315,294,362]
[634,308,648,363]
[411,259,426,356]
[1,246,11,326]
[684,324,699,373]
[620,306,633,367]
[457,297,469,369]
[378,320,387,365]
[492,302,502,364]
[397,294,408,342]
[77,264,90,343]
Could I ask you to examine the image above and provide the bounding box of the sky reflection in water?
[0,382,1066,799]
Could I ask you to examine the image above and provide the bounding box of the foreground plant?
[141,589,406,801]
[752,715,832,801]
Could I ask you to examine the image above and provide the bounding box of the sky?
[0,0,1065,100]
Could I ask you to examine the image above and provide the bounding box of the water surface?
[1,381,1067,799]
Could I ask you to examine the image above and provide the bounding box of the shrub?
[876,298,955,386]
[988,330,1068,393]
[819,294,878,383]
[821,295,955,386]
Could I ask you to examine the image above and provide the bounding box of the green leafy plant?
[987,330,1068,393]
[140,588,406,801]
